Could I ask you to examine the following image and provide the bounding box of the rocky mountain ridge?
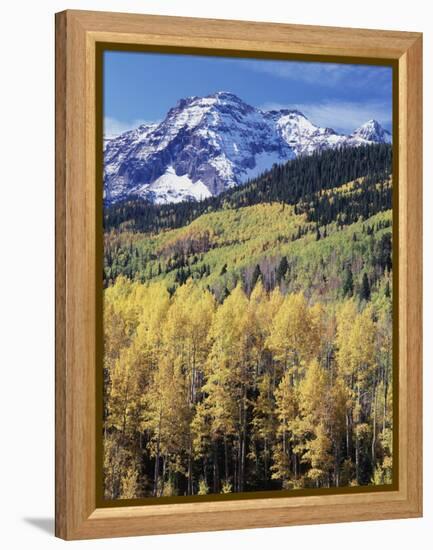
[104,91,391,204]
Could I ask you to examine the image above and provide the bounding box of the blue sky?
[103,51,393,136]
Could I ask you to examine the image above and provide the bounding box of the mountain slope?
[104,91,391,205]
[104,143,392,234]
[104,198,392,304]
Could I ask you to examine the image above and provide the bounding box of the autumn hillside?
[102,143,394,499]
[104,180,392,305]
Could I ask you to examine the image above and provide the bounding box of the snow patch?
[241,151,292,182]
[133,166,212,204]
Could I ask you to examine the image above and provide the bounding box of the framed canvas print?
[55,10,422,540]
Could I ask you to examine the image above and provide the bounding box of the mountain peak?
[359,119,381,129]
[352,119,391,144]
[264,108,306,118]
[173,91,246,108]
[210,91,243,101]
[104,93,392,205]
[173,95,199,109]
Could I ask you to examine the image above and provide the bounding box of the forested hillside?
[102,143,394,499]
[104,143,391,234]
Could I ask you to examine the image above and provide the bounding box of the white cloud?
[233,59,392,92]
[103,116,153,138]
[260,100,392,134]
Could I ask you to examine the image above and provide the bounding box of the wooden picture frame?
[55,9,422,540]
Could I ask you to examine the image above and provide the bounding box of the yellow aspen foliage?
[266,293,322,377]
[102,274,393,497]
[271,370,297,486]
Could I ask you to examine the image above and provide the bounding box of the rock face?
[104,91,392,204]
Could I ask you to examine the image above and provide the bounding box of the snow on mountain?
[104,92,391,205]
[265,109,346,156]
[350,119,392,144]
[135,166,212,204]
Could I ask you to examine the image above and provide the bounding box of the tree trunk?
[187,444,193,495]
[224,435,229,483]
[203,456,208,487]
[212,442,219,493]
[345,412,351,459]
[153,412,162,496]
[233,445,238,492]
[334,438,340,487]
[383,359,389,435]
[160,454,167,497]
[240,389,247,492]
[355,385,361,484]
[355,436,360,484]
[372,386,377,467]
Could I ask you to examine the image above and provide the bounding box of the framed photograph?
[55,10,422,540]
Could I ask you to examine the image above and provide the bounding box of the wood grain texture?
[54,11,67,539]
[72,9,419,59]
[55,10,96,539]
[400,35,423,514]
[55,9,423,540]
